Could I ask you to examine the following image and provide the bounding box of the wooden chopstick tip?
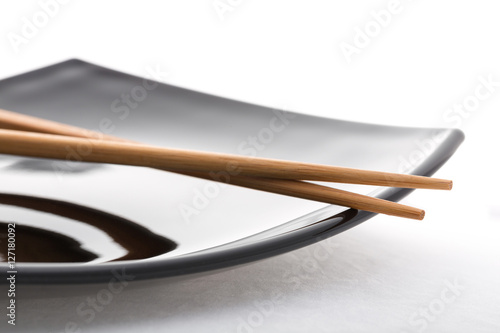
[437,179,453,190]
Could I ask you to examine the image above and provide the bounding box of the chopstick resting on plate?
[0,108,452,220]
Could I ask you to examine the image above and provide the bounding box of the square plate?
[0,60,464,283]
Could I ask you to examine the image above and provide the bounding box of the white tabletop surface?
[1,1,499,332]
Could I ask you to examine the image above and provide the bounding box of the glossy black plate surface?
[0,60,464,283]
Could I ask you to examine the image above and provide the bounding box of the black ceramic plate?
[0,60,464,284]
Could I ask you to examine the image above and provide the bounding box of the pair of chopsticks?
[0,108,452,220]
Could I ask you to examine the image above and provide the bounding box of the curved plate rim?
[0,60,465,284]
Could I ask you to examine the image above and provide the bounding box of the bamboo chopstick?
[0,128,450,190]
[0,108,435,219]
[0,109,451,190]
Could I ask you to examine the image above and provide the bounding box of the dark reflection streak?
[5,158,103,174]
[0,193,177,262]
[0,221,98,263]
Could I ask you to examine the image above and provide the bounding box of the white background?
[1,1,499,332]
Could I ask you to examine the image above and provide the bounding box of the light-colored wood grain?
[0,108,127,142]
[0,109,451,189]
[186,173,425,220]
[0,128,451,189]
[0,108,431,219]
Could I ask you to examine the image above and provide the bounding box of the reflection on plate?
[0,193,177,263]
[0,60,464,284]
